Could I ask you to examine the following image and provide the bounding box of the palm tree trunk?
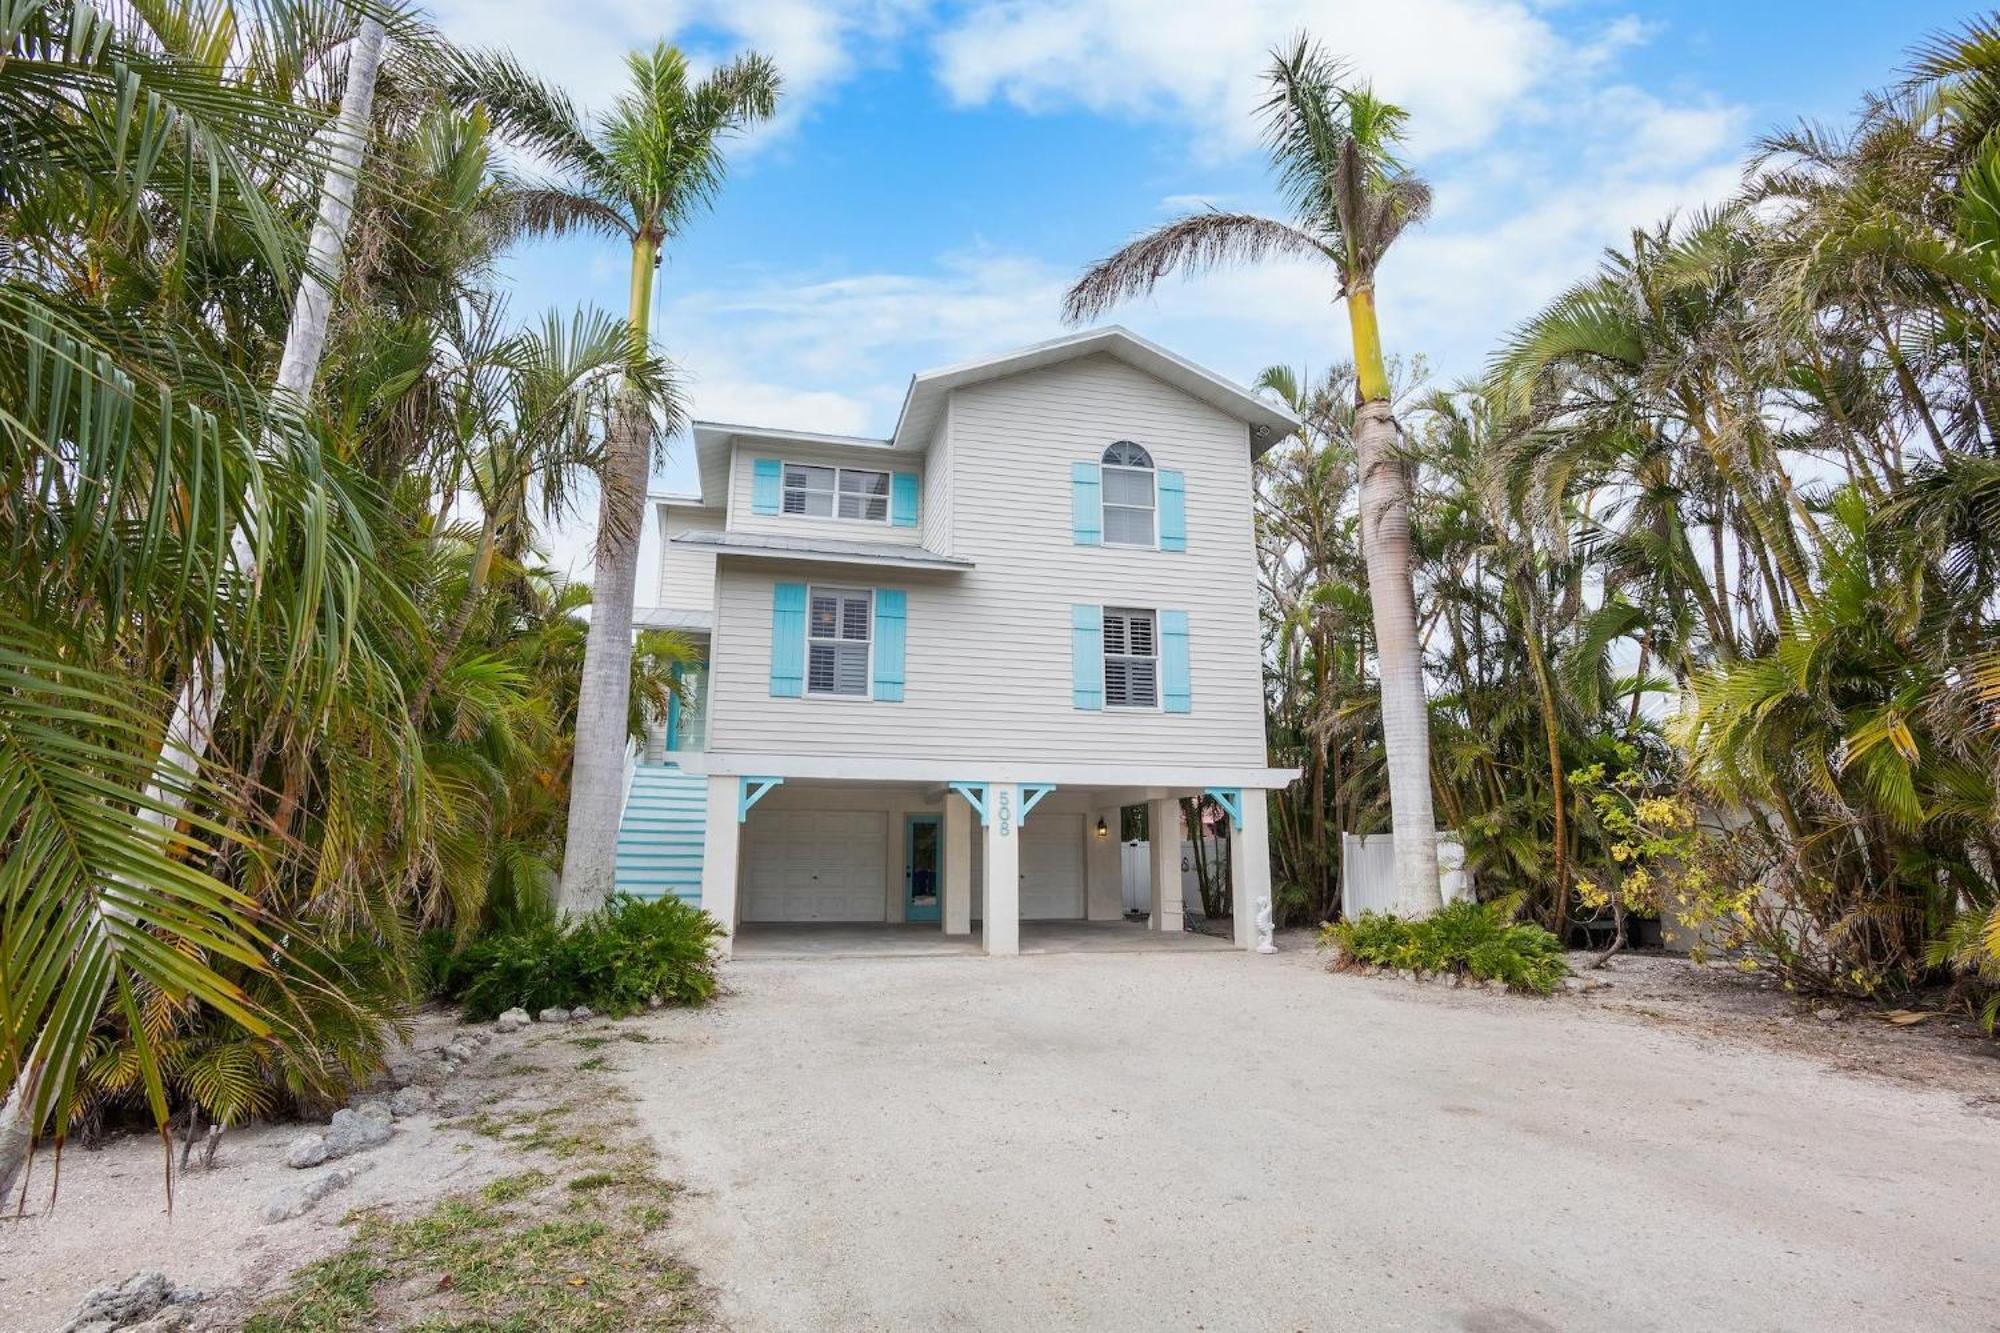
[0,13,389,1206]
[557,234,657,918]
[1348,284,1441,916]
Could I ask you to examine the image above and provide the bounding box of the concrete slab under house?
[619,327,1300,956]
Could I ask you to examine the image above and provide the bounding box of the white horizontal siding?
[655,502,722,613]
[727,440,925,546]
[917,417,954,554]
[708,354,1267,767]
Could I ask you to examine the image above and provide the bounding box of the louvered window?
[782,463,890,522]
[1102,607,1158,708]
[807,586,872,697]
[1101,441,1156,547]
[836,468,889,521]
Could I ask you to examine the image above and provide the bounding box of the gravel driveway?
[619,936,2000,1332]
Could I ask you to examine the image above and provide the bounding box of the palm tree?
[1064,36,1440,915]
[0,0,391,1203]
[457,43,779,917]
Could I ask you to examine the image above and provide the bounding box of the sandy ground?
[620,935,2000,1333]
[1,1011,548,1332]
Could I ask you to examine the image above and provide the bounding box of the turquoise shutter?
[873,589,907,701]
[1070,462,1102,545]
[752,458,783,514]
[1071,604,1103,710]
[891,472,919,528]
[1158,469,1187,551]
[1160,610,1191,713]
[770,582,805,697]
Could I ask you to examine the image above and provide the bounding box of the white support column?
[1148,796,1182,934]
[701,775,743,958]
[981,782,1021,957]
[1229,788,1273,951]
[943,792,972,936]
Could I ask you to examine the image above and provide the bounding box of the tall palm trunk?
[0,15,387,1206]
[1348,282,1441,916]
[557,235,656,917]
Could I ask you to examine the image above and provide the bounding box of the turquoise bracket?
[739,775,784,823]
[1204,787,1244,830]
[948,781,990,825]
[1019,784,1056,823]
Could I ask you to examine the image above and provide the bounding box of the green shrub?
[439,896,724,1020]
[1319,897,1569,995]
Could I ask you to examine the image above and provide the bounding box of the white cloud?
[426,0,922,137]
[932,0,1566,157]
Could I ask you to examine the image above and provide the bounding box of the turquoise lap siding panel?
[1160,609,1191,713]
[770,581,805,697]
[891,472,920,527]
[1158,469,1187,551]
[614,765,708,904]
[1071,604,1104,710]
[751,458,783,514]
[874,588,907,701]
[1070,462,1102,545]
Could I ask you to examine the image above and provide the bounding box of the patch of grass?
[570,1036,610,1051]
[576,1055,609,1072]
[244,1128,701,1333]
[1321,896,1569,995]
[482,1170,551,1203]
[618,1030,653,1044]
[241,1245,387,1333]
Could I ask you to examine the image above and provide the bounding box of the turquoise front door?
[905,814,942,923]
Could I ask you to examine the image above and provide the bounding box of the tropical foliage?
[1,0,712,1181]
[1261,19,2000,1023]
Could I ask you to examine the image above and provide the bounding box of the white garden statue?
[1255,896,1278,954]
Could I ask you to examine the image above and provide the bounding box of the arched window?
[1100,441,1156,546]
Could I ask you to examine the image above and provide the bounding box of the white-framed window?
[783,463,889,522]
[807,585,872,696]
[1101,441,1156,547]
[1103,607,1158,708]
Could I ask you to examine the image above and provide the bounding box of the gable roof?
[685,326,1301,504]
[889,325,1300,455]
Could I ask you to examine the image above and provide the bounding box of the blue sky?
[428,0,1972,589]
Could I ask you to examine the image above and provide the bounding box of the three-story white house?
[620,327,1300,956]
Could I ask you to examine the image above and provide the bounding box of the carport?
[688,758,1288,957]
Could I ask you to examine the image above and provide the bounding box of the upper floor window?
[1102,607,1158,708]
[784,464,890,522]
[1100,441,1155,546]
[808,585,872,696]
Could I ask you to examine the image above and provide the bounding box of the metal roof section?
[889,325,1302,456]
[671,529,976,572]
[633,607,714,634]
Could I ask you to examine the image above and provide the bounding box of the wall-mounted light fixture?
[1095,817,1109,838]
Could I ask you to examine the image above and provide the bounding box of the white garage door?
[743,811,887,922]
[972,815,1085,920]
[1023,815,1085,918]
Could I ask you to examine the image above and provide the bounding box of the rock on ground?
[58,1271,195,1333]
[261,1161,374,1225]
[537,1006,571,1024]
[494,1006,531,1033]
[283,1106,394,1169]
[390,1084,436,1117]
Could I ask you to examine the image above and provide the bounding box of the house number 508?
[997,790,1012,837]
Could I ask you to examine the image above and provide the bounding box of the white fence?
[1339,833,1471,919]
[1119,839,1222,915]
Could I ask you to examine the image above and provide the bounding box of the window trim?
[1101,605,1161,711]
[1099,442,1158,549]
[778,461,893,525]
[805,583,874,700]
